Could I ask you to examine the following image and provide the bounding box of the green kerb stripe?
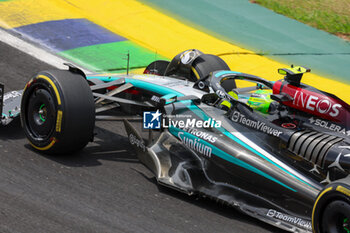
[59,41,167,73]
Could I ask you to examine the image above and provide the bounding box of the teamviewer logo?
[143,110,162,129]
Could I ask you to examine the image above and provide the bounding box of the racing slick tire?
[191,54,229,80]
[191,54,235,90]
[312,182,350,233]
[143,60,170,76]
[21,70,95,154]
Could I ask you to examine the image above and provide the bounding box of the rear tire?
[313,183,350,233]
[21,70,95,154]
[321,200,350,233]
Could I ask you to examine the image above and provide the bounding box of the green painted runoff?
[59,41,167,72]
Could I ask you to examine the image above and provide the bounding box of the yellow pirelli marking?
[56,110,63,133]
[336,185,350,197]
[191,67,200,80]
[312,186,333,232]
[30,138,57,151]
[23,83,28,92]
[23,79,33,92]
[37,75,61,105]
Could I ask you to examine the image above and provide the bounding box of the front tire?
[191,54,235,91]
[21,70,95,154]
[191,54,230,81]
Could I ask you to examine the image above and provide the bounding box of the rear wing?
[0,83,4,118]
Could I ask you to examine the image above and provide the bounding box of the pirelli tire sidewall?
[21,70,95,154]
[312,183,350,233]
[191,54,230,81]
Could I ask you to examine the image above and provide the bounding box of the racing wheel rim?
[21,76,60,149]
[321,200,350,233]
[26,87,56,139]
[21,71,96,154]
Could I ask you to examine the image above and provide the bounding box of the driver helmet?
[247,90,274,114]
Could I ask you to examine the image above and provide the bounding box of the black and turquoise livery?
[3,49,350,233]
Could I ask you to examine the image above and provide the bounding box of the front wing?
[0,84,22,125]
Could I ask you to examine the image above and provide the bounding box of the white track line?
[0,27,91,74]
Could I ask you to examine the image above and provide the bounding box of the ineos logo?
[293,91,341,117]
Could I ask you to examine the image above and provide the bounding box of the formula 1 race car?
[1,49,350,233]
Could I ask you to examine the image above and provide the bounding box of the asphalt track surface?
[0,41,285,233]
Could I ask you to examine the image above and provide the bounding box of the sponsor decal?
[163,117,221,129]
[4,91,21,101]
[144,110,222,129]
[129,134,146,152]
[143,110,162,129]
[162,80,186,88]
[231,111,282,137]
[309,117,350,136]
[293,91,342,117]
[182,127,218,143]
[151,95,161,103]
[266,209,312,230]
[178,131,212,158]
[326,146,350,174]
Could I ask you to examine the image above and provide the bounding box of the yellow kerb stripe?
[0,0,80,28]
[1,0,349,102]
[62,0,350,102]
